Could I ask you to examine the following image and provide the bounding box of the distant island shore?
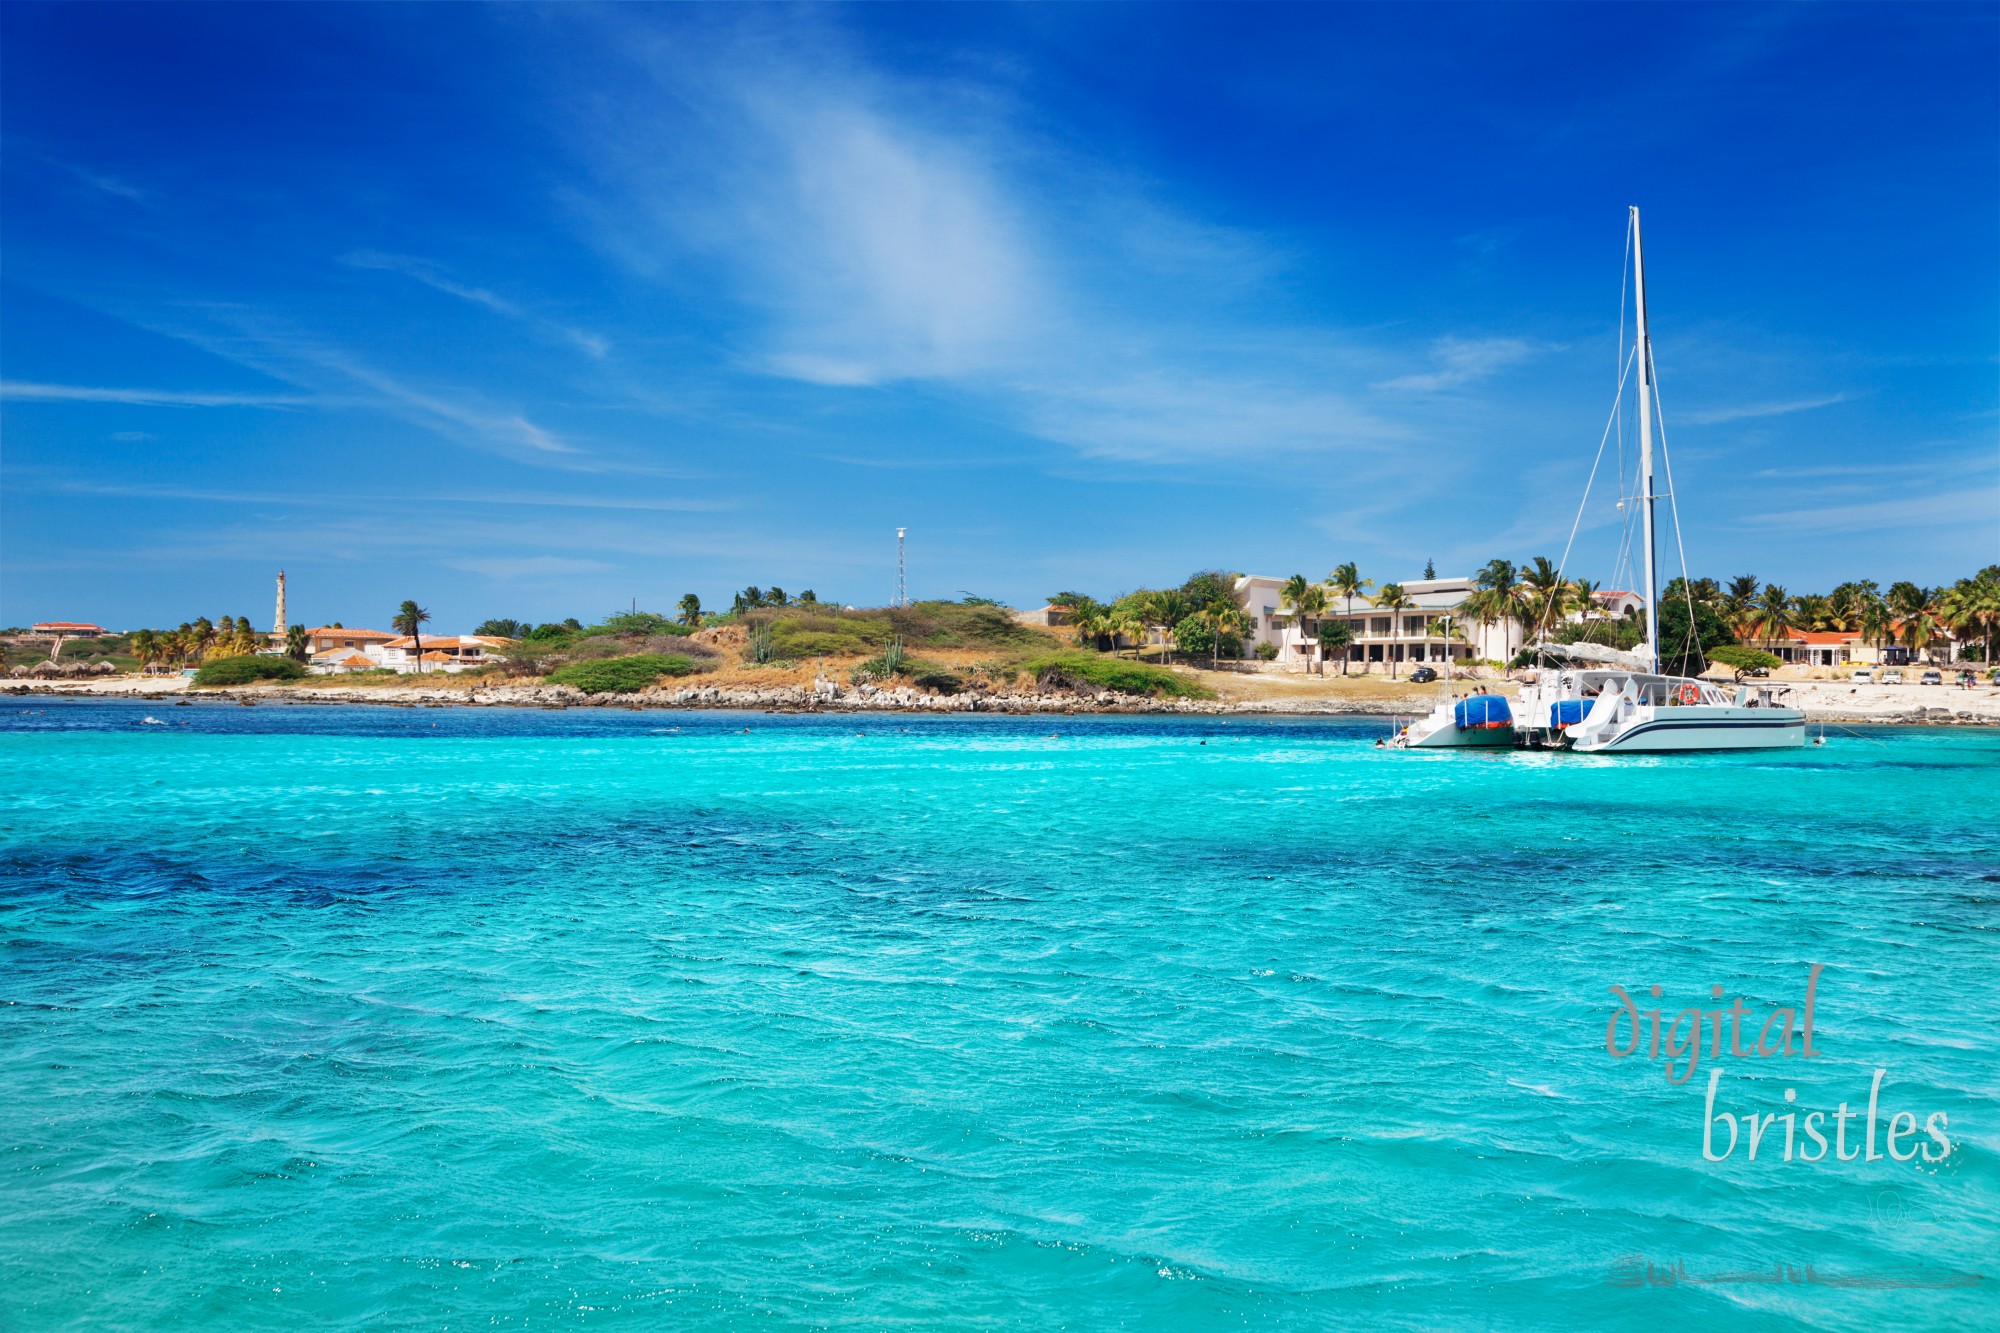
[12,671,1999,726]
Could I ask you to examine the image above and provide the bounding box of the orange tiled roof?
[383,635,502,650]
[32,622,105,632]
[305,627,397,641]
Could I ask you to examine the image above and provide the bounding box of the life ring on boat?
[1677,682,1702,706]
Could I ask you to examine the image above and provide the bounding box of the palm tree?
[1858,588,1894,661]
[1109,604,1147,659]
[1570,579,1601,616]
[1296,583,1327,664]
[1326,563,1372,675]
[1374,582,1414,677]
[1722,575,1760,640]
[1203,599,1250,670]
[1466,559,1527,661]
[1890,587,1942,663]
[191,617,216,663]
[1684,577,1722,610]
[129,628,161,672]
[1755,584,1791,651]
[1520,556,1569,641]
[1279,574,1325,664]
[1792,594,1833,633]
[1068,599,1112,652]
[393,600,432,673]
[285,624,310,663]
[1143,588,1191,662]
[677,594,703,628]
[1941,575,2000,664]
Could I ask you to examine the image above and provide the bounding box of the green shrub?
[772,629,867,657]
[1172,614,1243,659]
[1021,651,1213,700]
[545,653,694,693]
[1708,645,1783,679]
[1256,642,1279,661]
[769,614,893,657]
[192,655,307,686]
[910,666,964,694]
[581,613,689,639]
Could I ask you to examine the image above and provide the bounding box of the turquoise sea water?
[2,700,1994,1330]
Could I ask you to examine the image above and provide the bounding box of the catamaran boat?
[1513,643,1804,752]
[1399,207,1804,754]
[1394,690,1516,749]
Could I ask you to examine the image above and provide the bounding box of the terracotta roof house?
[308,648,378,674]
[303,627,399,656]
[370,634,509,673]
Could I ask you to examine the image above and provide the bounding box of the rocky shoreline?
[9,676,2000,724]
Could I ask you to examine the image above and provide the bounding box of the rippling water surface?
[2,700,1995,1330]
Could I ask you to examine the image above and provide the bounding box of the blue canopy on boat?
[1453,695,1513,730]
[1549,699,1589,727]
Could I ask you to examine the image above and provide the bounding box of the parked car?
[1920,669,1943,685]
[1850,669,1873,683]
[1409,666,1438,684]
[1880,669,1904,684]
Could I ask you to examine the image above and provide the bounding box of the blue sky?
[3,2,1995,631]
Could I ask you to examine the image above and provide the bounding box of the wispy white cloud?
[570,15,1408,462]
[448,555,616,580]
[315,353,575,454]
[1744,488,1997,533]
[0,380,314,407]
[1681,393,1849,425]
[99,308,593,465]
[1026,372,1406,463]
[24,150,152,205]
[342,250,610,357]
[598,53,1044,387]
[7,472,729,512]
[1375,336,1539,392]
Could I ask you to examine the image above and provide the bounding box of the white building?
[369,635,509,673]
[1590,589,1646,619]
[1235,575,1544,671]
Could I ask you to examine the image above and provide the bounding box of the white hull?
[1400,721,1515,749]
[1393,694,1516,749]
[1568,705,1805,752]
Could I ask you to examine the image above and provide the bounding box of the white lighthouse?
[272,569,287,645]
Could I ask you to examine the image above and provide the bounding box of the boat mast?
[1631,206,1660,676]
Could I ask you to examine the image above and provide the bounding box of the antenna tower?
[896,528,907,607]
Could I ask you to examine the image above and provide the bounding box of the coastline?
[10,675,2000,724]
